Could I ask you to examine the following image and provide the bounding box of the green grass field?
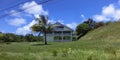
[0,40,120,60]
[0,22,120,60]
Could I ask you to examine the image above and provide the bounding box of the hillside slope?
[80,22,120,41]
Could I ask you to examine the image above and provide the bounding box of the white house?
[46,22,74,42]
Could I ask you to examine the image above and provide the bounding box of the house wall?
[46,35,54,42]
[46,31,73,42]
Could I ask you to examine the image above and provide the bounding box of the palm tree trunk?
[44,31,47,45]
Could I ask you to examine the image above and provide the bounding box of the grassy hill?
[80,22,120,42]
[0,22,120,60]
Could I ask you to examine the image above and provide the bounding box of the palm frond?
[39,15,48,25]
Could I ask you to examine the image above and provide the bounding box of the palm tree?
[31,15,52,45]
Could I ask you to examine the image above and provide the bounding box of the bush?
[72,37,77,41]
[95,22,105,28]
[52,50,58,57]
[54,36,62,40]
[76,23,90,39]
[63,36,71,40]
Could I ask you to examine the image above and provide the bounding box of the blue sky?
[0,0,120,35]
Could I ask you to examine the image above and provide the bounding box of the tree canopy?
[31,15,52,44]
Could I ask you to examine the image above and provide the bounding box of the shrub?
[76,23,90,39]
[63,36,71,40]
[95,22,105,28]
[54,36,62,40]
[72,37,77,41]
[52,50,58,57]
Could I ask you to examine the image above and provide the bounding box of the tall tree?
[31,15,52,45]
[76,23,90,39]
[84,18,96,29]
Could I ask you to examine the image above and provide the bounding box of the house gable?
[52,22,73,31]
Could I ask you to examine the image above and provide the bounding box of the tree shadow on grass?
[31,43,51,46]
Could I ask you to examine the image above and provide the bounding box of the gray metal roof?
[52,22,74,31]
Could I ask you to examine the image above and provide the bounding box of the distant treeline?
[0,33,43,42]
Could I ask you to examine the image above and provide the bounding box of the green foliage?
[54,36,62,40]
[52,50,58,57]
[95,22,105,28]
[63,36,71,40]
[0,33,4,42]
[0,33,43,42]
[84,18,96,29]
[76,23,90,39]
[31,15,52,44]
[0,33,3,38]
[72,37,77,41]
[3,33,16,42]
[31,24,42,32]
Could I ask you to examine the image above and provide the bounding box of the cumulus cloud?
[102,4,115,16]
[6,18,26,26]
[15,1,49,35]
[16,20,37,35]
[21,1,48,17]
[93,1,120,22]
[66,22,78,29]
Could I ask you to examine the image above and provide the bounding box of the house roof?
[51,22,74,31]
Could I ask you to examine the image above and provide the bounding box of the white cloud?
[66,22,78,29]
[48,20,56,24]
[16,1,48,33]
[49,20,78,29]
[6,18,26,26]
[93,15,110,22]
[48,20,64,24]
[81,14,85,18]
[93,1,120,22]
[21,1,48,17]
[16,20,37,35]
[102,4,115,16]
